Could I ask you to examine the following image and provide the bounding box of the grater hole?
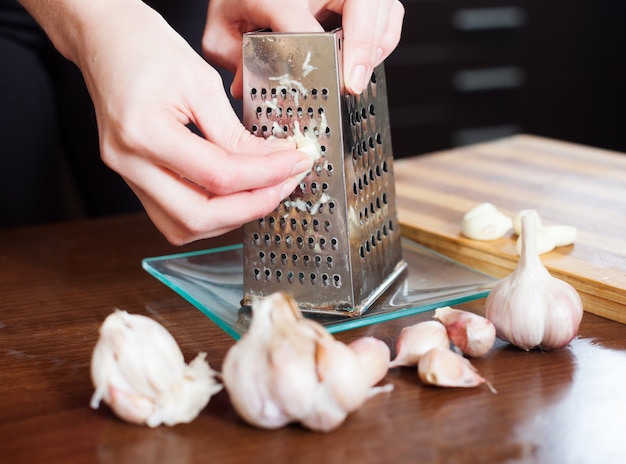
[331,238,338,250]
[361,107,367,119]
[292,253,299,264]
[312,88,318,97]
[307,236,315,248]
[251,88,258,98]
[376,133,383,145]
[269,251,277,263]
[253,233,260,245]
[333,274,341,287]
[303,255,311,267]
[319,237,326,249]
[261,124,268,133]
[297,107,304,118]
[268,216,275,227]
[382,192,388,204]
[328,201,336,213]
[279,217,286,229]
[320,145,327,156]
[322,274,329,286]
[253,268,261,280]
[276,269,282,282]
[281,252,288,264]
[297,236,304,248]
[287,271,294,283]
[259,251,265,262]
[264,269,271,280]
[324,220,331,231]
[370,72,377,84]
[353,183,358,195]
[376,165,381,177]
[285,235,293,247]
[298,272,305,283]
[322,182,329,191]
[310,273,317,284]
[302,219,309,230]
[264,233,271,246]
[359,245,365,258]
[313,219,320,230]
[326,164,333,175]
[252,124,259,133]
[369,104,376,116]
[369,169,375,181]
[287,107,294,117]
[271,88,277,97]
[310,182,318,193]
[315,255,322,267]
[383,161,389,172]
[274,234,281,246]
[389,219,395,231]
[326,256,333,268]
[281,88,287,98]
[322,88,329,97]
[290,218,297,230]
[369,136,375,149]
[383,224,388,236]
[261,88,268,98]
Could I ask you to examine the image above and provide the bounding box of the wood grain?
[394,135,626,323]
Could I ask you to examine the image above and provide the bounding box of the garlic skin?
[433,306,496,357]
[222,292,392,433]
[389,320,450,367]
[485,211,584,351]
[90,310,222,427]
[417,347,488,388]
[462,202,513,241]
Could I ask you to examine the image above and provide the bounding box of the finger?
[124,159,303,244]
[338,0,404,94]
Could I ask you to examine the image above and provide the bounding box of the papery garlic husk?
[462,202,513,241]
[90,310,222,427]
[485,210,584,351]
[433,306,496,357]
[389,320,450,367]
[221,292,392,433]
[417,347,491,390]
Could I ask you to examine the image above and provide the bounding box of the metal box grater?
[241,29,406,317]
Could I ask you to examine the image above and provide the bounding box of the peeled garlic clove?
[348,336,391,385]
[417,347,488,388]
[462,202,513,240]
[433,306,496,357]
[515,228,556,255]
[485,210,583,351]
[222,292,390,433]
[90,310,221,427]
[513,209,542,235]
[543,224,577,247]
[389,320,450,367]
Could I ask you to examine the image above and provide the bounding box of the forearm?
[17,0,154,68]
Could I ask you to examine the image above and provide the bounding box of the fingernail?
[349,64,367,94]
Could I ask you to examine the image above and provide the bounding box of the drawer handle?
[452,66,525,92]
[452,7,526,31]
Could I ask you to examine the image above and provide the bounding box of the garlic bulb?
[513,209,542,235]
[462,202,513,241]
[389,320,450,368]
[433,306,496,357]
[515,227,555,255]
[485,210,584,351]
[90,310,222,427]
[221,292,392,432]
[417,347,490,389]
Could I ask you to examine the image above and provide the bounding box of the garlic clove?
[515,228,556,255]
[90,310,221,427]
[462,202,513,241]
[433,306,496,357]
[513,209,542,236]
[348,336,391,385]
[417,347,488,388]
[542,224,578,247]
[389,320,450,368]
[486,210,583,351]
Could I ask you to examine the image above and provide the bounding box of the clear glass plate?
[142,238,496,339]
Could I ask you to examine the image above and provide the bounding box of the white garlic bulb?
[462,202,513,241]
[221,292,392,433]
[485,210,584,351]
[433,306,496,357]
[90,310,222,427]
[389,320,450,368]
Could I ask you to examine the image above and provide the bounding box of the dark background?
[386,0,626,158]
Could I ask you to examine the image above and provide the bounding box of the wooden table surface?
[2,137,626,463]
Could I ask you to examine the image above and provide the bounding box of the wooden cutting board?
[394,134,626,324]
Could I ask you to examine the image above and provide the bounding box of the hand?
[48,1,314,244]
[202,0,404,98]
